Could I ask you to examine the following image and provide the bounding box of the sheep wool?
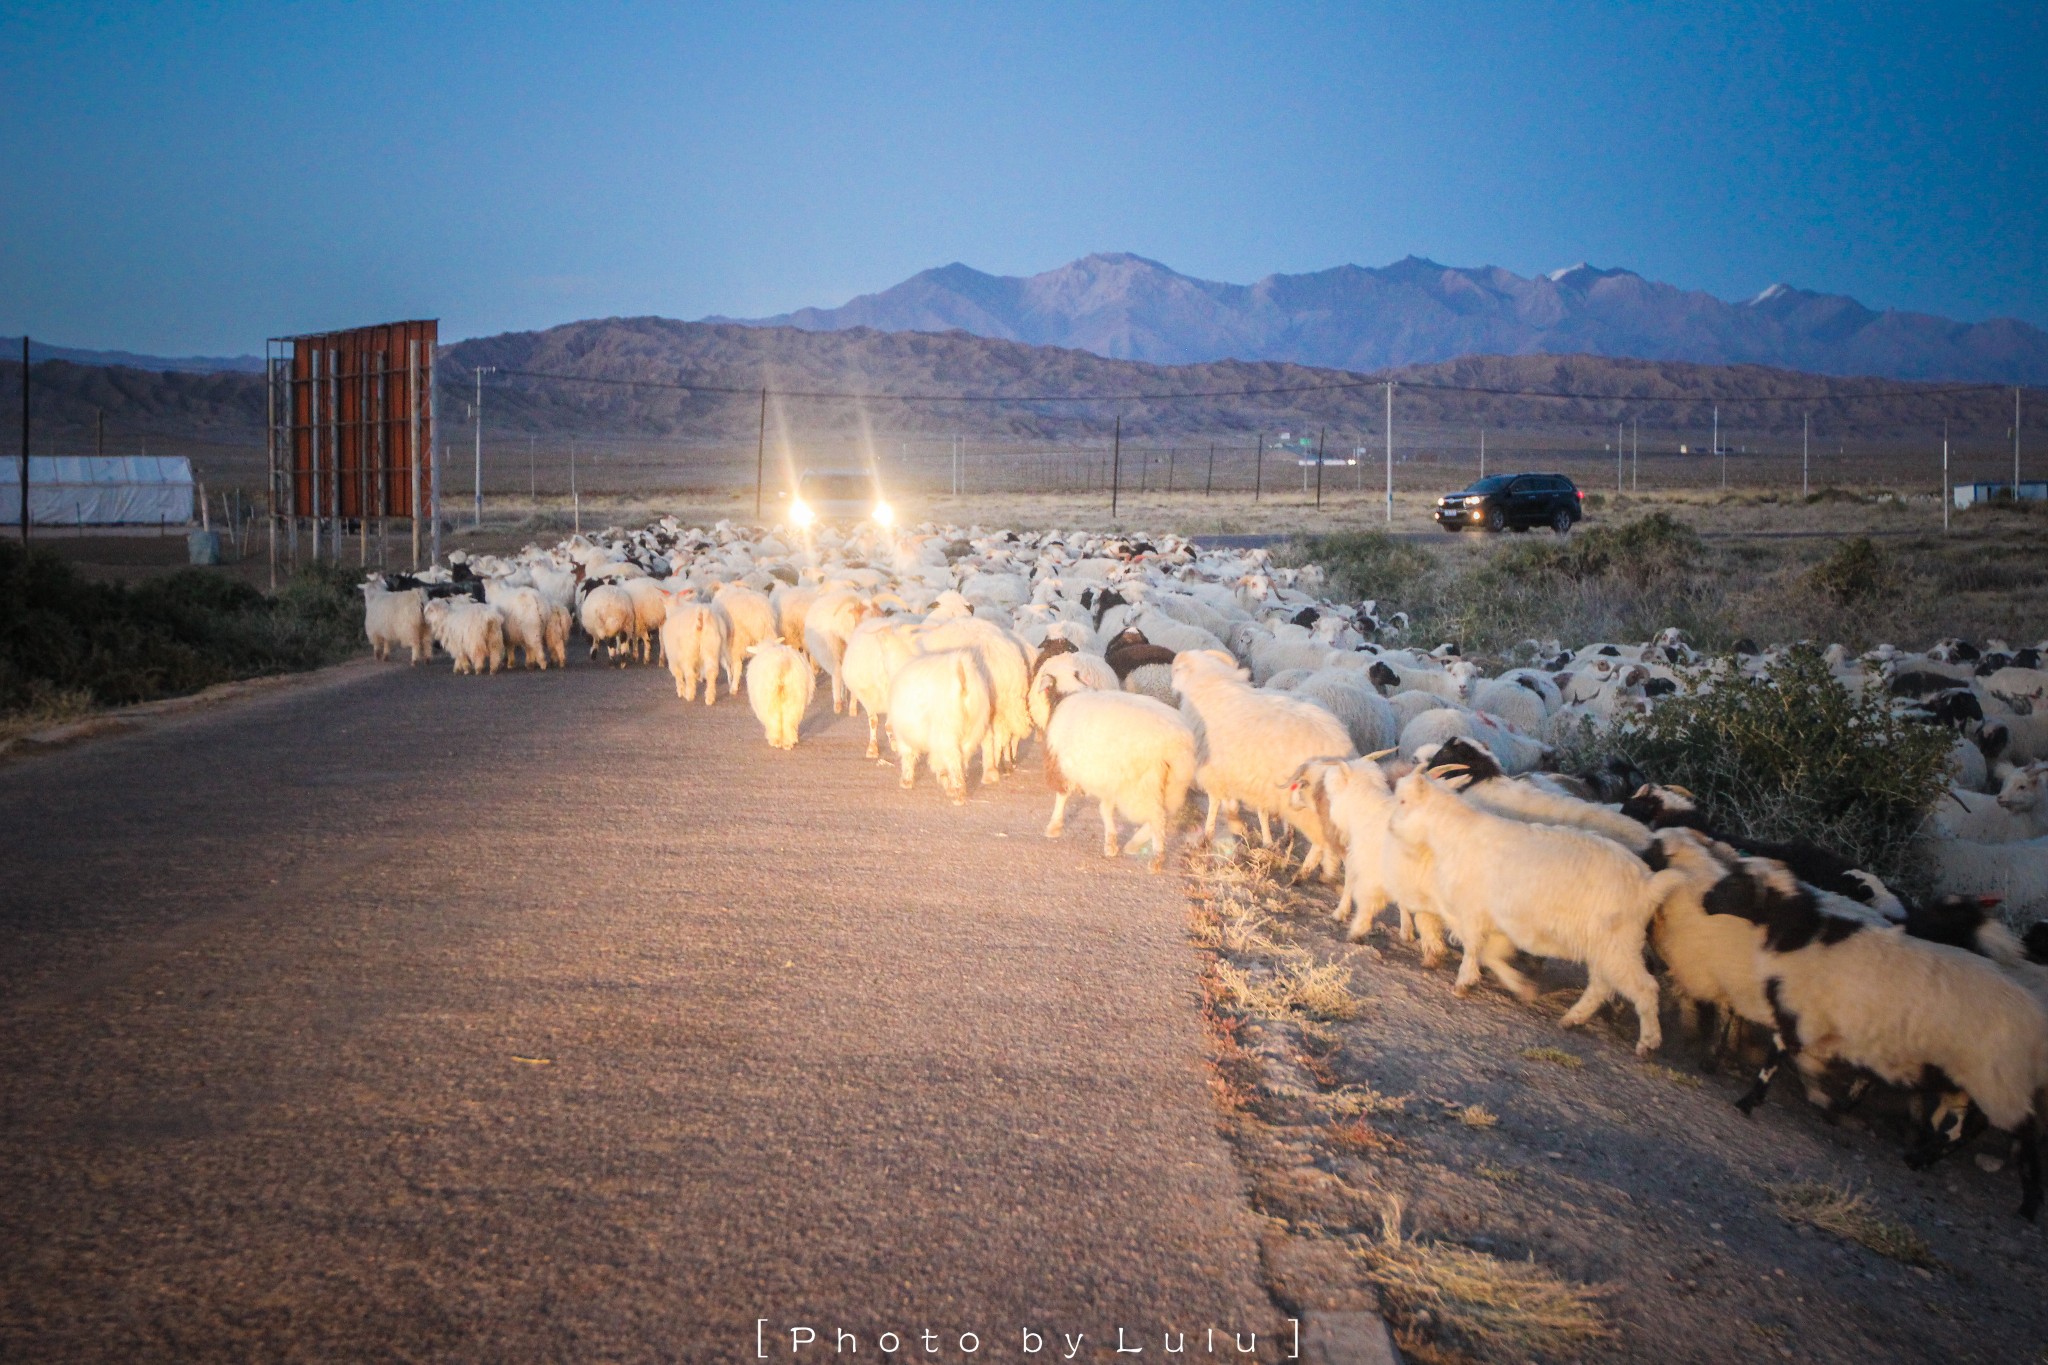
[745,643,815,750]
[1042,691,1197,873]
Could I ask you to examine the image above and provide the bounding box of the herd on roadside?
[357,517,2048,1219]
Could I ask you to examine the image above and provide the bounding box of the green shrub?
[1293,531,1435,600]
[1806,537,1901,606]
[0,542,364,715]
[1612,646,1951,886]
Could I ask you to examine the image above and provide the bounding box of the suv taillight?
[1576,490,1584,500]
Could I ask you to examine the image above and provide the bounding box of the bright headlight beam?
[872,501,895,527]
[790,499,815,527]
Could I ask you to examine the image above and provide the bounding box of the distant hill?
[717,253,2048,386]
[6,321,2028,480]
[0,336,265,374]
[438,318,2025,442]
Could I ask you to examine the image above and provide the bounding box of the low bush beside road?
[0,540,363,727]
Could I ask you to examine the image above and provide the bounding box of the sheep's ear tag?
[1978,894,2005,908]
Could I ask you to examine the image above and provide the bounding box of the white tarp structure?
[0,456,195,526]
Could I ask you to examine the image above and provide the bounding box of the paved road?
[0,657,1277,1362]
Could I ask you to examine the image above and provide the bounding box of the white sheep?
[578,582,637,662]
[1170,650,1355,879]
[841,616,926,759]
[1291,670,1400,755]
[1290,755,1400,940]
[1042,691,1197,873]
[618,576,671,664]
[772,582,821,651]
[713,583,778,693]
[1398,707,1551,774]
[660,599,727,704]
[360,581,431,664]
[1027,650,1119,733]
[917,617,1032,781]
[745,642,815,749]
[1931,763,2048,843]
[1386,766,1689,1054]
[886,648,994,804]
[803,588,874,714]
[422,598,506,675]
[485,582,554,670]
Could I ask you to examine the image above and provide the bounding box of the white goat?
[886,648,994,804]
[660,599,727,704]
[1387,766,1689,1054]
[1042,691,1197,873]
[361,581,431,664]
[422,598,506,675]
[745,642,814,749]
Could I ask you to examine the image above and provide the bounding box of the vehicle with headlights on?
[1433,472,1582,534]
[788,469,895,529]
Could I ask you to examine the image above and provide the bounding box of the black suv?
[1434,472,1583,534]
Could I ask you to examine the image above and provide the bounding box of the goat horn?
[1667,784,1695,798]
[1363,747,1398,761]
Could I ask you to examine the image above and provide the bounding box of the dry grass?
[1358,1198,1613,1361]
[1474,1163,1522,1184]
[1326,1117,1404,1155]
[1641,1062,1704,1089]
[1210,958,1362,1022]
[1312,1085,1409,1119]
[1519,1046,1584,1070]
[1453,1104,1499,1129]
[0,684,97,743]
[1768,1182,1939,1268]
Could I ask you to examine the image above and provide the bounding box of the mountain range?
[722,254,2048,386]
[0,336,264,375]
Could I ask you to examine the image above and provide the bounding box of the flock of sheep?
[356,515,2048,1219]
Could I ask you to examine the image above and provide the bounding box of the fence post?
[1110,416,1122,520]
[18,335,27,544]
[1254,433,1263,502]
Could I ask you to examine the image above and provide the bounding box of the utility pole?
[1943,422,1950,533]
[753,388,767,519]
[528,435,536,501]
[2017,386,2024,493]
[1314,427,1326,509]
[96,407,104,459]
[1715,404,1723,490]
[1384,382,1394,525]
[1617,420,1624,492]
[1205,442,1214,497]
[1167,445,1175,494]
[472,365,494,527]
[1479,426,1485,479]
[18,336,28,544]
[1802,412,1809,499]
[1110,415,1122,520]
[1632,419,1639,491]
[1254,433,1263,502]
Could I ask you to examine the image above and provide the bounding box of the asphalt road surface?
[0,657,1278,1362]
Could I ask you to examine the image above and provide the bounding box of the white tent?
[0,456,195,527]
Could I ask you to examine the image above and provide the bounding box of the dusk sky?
[2,1,2042,355]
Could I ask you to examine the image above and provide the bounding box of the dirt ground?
[1188,844,2048,1365]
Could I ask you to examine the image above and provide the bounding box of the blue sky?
[2,1,2041,354]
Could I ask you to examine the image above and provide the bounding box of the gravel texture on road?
[0,656,1280,1362]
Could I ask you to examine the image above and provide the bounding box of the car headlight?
[872,501,895,527]
[1464,496,1485,506]
[790,499,815,528]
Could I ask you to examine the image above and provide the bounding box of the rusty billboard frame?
[265,319,439,583]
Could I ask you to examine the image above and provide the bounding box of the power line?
[463,363,2016,409]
